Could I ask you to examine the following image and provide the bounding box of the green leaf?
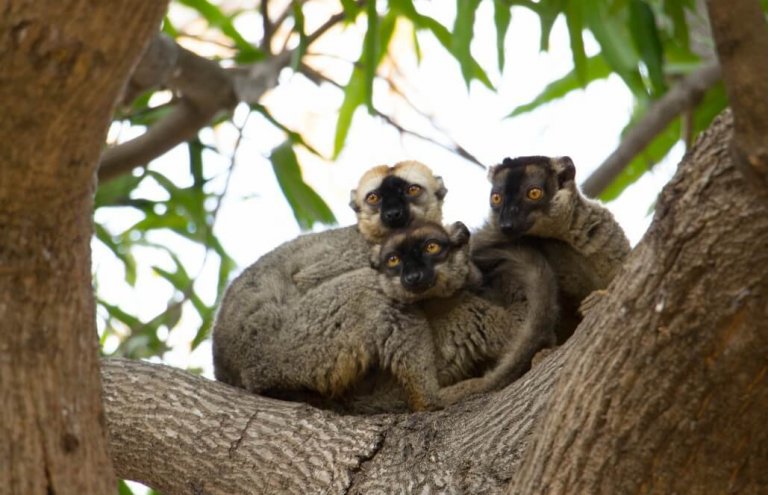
[333,11,397,156]
[363,1,379,111]
[599,118,681,201]
[663,0,689,48]
[290,2,308,71]
[583,0,647,97]
[691,83,728,137]
[118,480,135,495]
[176,0,264,63]
[340,0,362,19]
[270,141,337,230]
[564,0,587,85]
[95,172,145,208]
[535,0,564,51]
[391,0,493,89]
[628,0,666,95]
[493,0,512,71]
[95,224,137,286]
[188,139,205,187]
[453,0,482,88]
[506,54,612,117]
[251,104,323,157]
[161,16,179,38]
[334,66,366,158]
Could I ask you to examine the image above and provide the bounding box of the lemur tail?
[475,245,560,388]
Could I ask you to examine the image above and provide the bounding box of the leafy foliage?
[97,1,759,492]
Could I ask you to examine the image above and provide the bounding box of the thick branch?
[511,111,768,493]
[99,2,359,182]
[706,0,768,191]
[581,63,720,197]
[102,356,563,494]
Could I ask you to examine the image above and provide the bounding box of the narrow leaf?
[363,1,379,112]
[493,0,512,71]
[628,0,666,95]
[506,54,611,118]
[564,0,587,85]
[290,2,308,71]
[599,119,681,201]
[452,0,482,88]
[583,0,647,97]
[270,141,336,230]
[176,0,264,63]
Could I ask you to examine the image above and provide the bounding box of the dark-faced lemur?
[472,155,631,342]
[212,161,447,388]
[237,221,488,411]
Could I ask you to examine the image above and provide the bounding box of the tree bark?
[101,111,768,494]
[0,2,167,493]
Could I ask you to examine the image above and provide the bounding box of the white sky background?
[95,1,682,377]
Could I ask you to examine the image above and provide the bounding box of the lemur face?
[487,156,576,237]
[350,161,447,243]
[373,222,477,303]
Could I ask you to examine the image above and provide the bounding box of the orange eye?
[490,192,502,206]
[366,192,381,205]
[406,184,422,196]
[527,187,543,201]
[386,254,401,268]
[424,242,442,255]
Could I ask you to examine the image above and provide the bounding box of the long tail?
[475,244,560,389]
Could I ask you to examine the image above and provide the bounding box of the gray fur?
[472,155,631,342]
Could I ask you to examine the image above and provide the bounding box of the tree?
[2,0,767,493]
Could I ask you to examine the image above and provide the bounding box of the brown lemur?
[472,155,631,342]
[300,220,559,414]
[238,221,494,411]
[212,160,447,388]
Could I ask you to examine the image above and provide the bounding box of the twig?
[581,63,721,198]
[99,2,360,183]
[299,63,484,168]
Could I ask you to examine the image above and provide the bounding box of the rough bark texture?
[0,1,167,493]
[102,111,768,494]
[706,0,768,191]
[510,111,768,494]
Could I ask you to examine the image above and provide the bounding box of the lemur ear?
[487,164,499,181]
[349,189,361,213]
[434,176,447,200]
[448,221,470,246]
[555,156,576,188]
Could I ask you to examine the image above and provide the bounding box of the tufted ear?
[448,221,470,246]
[434,176,447,200]
[555,156,576,188]
[487,164,499,181]
[349,189,361,213]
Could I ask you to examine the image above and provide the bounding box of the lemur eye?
[527,187,543,201]
[366,192,381,205]
[490,192,503,206]
[424,242,442,255]
[406,184,422,196]
[386,254,401,268]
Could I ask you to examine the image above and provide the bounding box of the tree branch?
[99,2,360,182]
[706,0,768,192]
[581,63,721,198]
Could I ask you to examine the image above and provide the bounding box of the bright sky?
[95,1,682,377]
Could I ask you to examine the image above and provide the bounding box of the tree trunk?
[101,111,768,494]
[0,2,167,493]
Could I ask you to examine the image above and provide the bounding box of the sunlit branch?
[581,63,721,198]
[99,4,362,182]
